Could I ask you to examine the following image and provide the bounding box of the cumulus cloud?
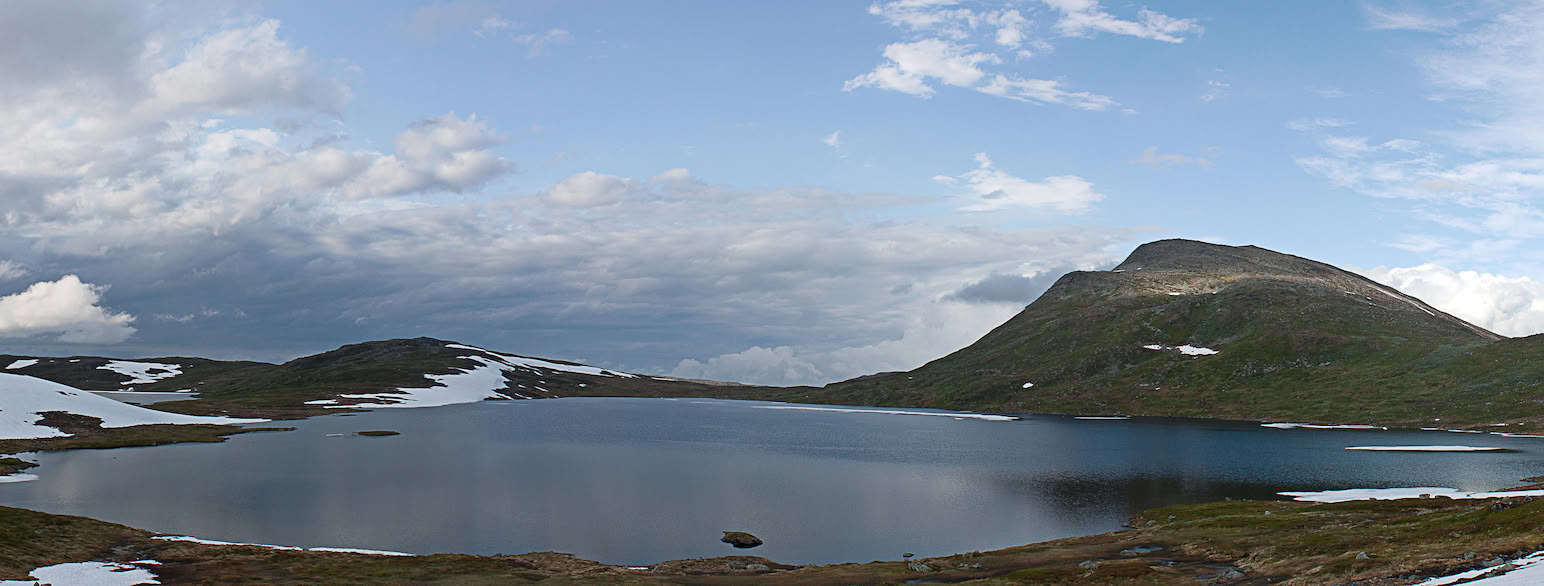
[1364,264,1544,337]
[847,2,1170,109]
[148,20,352,115]
[0,276,136,343]
[547,172,639,207]
[948,153,1103,213]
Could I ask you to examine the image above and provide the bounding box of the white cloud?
[1364,264,1544,337]
[866,0,978,38]
[951,152,1103,213]
[1041,0,1203,43]
[822,130,842,149]
[547,172,639,207]
[987,9,1029,48]
[148,20,351,115]
[474,16,511,38]
[1200,79,1230,102]
[1286,117,1354,131]
[0,276,136,343]
[975,75,1115,110]
[1131,146,1212,168]
[514,28,572,56]
[843,39,999,97]
[1364,5,1457,32]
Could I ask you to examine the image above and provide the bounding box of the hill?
[815,239,1544,428]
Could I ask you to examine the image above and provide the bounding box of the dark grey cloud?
[946,268,1076,305]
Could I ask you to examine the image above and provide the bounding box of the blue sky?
[1,0,1541,385]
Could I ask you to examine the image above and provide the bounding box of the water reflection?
[1,399,1541,565]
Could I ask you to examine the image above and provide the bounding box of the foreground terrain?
[5,492,1544,584]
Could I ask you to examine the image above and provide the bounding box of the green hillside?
[816,239,1544,429]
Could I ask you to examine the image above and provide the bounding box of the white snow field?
[0,373,264,440]
[446,343,637,378]
[4,359,37,370]
[327,355,515,409]
[753,405,1018,421]
[0,561,160,585]
[98,360,183,386]
[1345,446,1506,452]
[1281,487,1544,503]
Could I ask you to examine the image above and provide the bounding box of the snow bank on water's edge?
[1345,445,1505,452]
[1281,487,1544,503]
[1262,422,1388,430]
[0,561,159,585]
[4,359,37,370]
[0,373,265,440]
[753,405,1017,421]
[154,535,413,556]
[1418,551,1544,585]
[327,356,513,409]
[0,473,38,483]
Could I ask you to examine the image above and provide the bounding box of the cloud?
[945,269,1071,304]
[547,171,639,207]
[950,153,1103,213]
[670,299,1031,386]
[1364,264,1544,337]
[0,276,137,343]
[1041,0,1203,43]
[1286,117,1354,131]
[843,38,999,97]
[822,130,842,149]
[148,20,352,115]
[514,28,572,56]
[474,16,511,38]
[1200,79,1230,102]
[1364,5,1458,32]
[975,75,1116,110]
[1312,86,1350,98]
[1130,146,1213,168]
[0,261,25,281]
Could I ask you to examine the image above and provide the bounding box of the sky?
[2,0,1544,386]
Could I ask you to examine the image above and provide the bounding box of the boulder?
[721,531,763,549]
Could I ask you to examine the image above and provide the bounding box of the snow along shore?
[1345,445,1507,452]
[324,344,641,410]
[154,535,413,556]
[1281,487,1544,503]
[0,373,264,440]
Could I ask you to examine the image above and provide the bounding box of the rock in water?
[721,531,763,548]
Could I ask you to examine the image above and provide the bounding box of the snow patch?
[1075,416,1130,420]
[1261,422,1388,430]
[1492,432,1544,439]
[1021,382,1034,388]
[1282,487,1544,503]
[1345,445,1505,452]
[153,535,413,556]
[0,473,38,483]
[1418,551,1544,585]
[326,356,514,409]
[0,561,160,586]
[4,359,37,370]
[98,360,182,386]
[0,373,264,440]
[304,399,338,405]
[446,343,637,378]
[753,405,1017,421]
[1142,344,1219,356]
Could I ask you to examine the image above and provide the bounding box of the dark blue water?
[3,398,1543,565]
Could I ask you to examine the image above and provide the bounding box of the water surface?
[3,398,1542,565]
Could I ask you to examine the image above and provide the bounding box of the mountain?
[817,239,1544,428]
[2,338,790,420]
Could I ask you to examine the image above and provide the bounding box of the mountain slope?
[818,239,1544,428]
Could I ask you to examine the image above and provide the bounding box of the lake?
[3,398,1543,566]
